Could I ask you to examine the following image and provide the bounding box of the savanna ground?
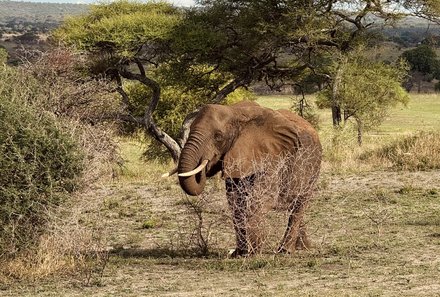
[2,94,440,297]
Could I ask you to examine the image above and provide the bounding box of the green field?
[257,93,440,134]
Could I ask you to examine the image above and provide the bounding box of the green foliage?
[141,219,156,229]
[172,0,322,79]
[54,0,181,58]
[0,64,84,256]
[224,87,256,105]
[401,45,440,78]
[123,80,210,139]
[318,49,409,133]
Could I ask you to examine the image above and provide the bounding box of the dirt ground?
[2,169,440,297]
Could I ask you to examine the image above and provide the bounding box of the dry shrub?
[318,125,397,173]
[228,150,320,255]
[361,131,440,171]
[319,125,365,173]
[1,200,109,285]
[24,48,122,183]
[178,149,321,256]
[173,193,231,256]
[18,47,120,184]
[23,48,120,123]
[67,120,119,184]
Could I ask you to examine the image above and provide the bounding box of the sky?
[3,0,196,6]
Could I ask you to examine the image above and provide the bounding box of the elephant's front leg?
[226,178,248,257]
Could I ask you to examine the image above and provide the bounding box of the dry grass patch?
[0,193,110,286]
[361,131,440,170]
[4,170,440,296]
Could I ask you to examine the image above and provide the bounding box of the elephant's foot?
[228,248,248,258]
[277,238,311,254]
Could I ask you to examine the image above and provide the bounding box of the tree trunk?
[332,105,342,126]
[119,65,182,163]
[356,118,363,146]
[331,64,344,127]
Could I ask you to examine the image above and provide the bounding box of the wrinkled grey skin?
[178,101,322,256]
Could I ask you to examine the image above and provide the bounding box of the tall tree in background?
[177,0,440,126]
[401,45,440,92]
[317,49,409,145]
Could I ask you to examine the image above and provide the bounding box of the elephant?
[174,101,322,257]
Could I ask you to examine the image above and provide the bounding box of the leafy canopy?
[318,49,409,132]
[401,45,440,77]
[54,0,181,58]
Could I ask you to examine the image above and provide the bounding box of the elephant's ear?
[223,108,301,178]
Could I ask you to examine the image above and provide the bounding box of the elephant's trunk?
[178,132,207,196]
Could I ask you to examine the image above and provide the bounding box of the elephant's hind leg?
[277,197,309,254]
[295,222,311,250]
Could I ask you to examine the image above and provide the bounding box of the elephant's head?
[177,101,320,196]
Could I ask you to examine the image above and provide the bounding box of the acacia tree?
[54,1,188,162]
[317,50,409,145]
[55,1,255,162]
[55,0,440,161]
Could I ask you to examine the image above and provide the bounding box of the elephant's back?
[276,109,321,149]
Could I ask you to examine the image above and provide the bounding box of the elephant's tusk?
[178,160,209,177]
[161,167,178,178]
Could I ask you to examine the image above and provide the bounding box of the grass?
[115,138,176,186]
[378,94,440,133]
[257,93,440,134]
[361,131,440,171]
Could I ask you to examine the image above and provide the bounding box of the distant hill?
[0,0,88,32]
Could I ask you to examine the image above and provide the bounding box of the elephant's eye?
[214,131,224,142]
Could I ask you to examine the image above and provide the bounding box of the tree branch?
[119,65,182,162]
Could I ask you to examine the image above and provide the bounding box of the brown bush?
[23,48,120,124]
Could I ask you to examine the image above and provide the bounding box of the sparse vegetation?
[0,1,87,34]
